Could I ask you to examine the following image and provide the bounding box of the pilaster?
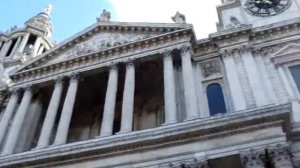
[222,49,246,111]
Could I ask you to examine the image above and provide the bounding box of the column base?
[162,120,178,126]
[184,116,199,121]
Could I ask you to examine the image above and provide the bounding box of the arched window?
[206,83,227,116]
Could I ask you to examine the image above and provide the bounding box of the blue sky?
[0,0,115,42]
[0,0,220,42]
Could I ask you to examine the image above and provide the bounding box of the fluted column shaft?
[37,79,63,148]
[17,33,30,53]
[181,46,198,120]
[163,51,177,124]
[10,36,22,56]
[100,66,118,136]
[0,90,19,145]
[120,62,135,133]
[1,40,12,58]
[2,87,33,155]
[54,75,78,145]
[32,37,41,56]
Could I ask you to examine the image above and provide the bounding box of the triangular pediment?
[271,43,300,65]
[14,21,192,73]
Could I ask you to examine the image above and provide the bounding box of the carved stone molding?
[240,148,266,168]
[268,144,293,168]
[168,159,209,168]
[200,59,221,78]
[68,73,80,82]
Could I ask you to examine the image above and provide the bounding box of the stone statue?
[172,11,186,24]
[44,4,52,15]
[97,9,111,22]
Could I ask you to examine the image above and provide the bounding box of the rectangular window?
[289,65,300,92]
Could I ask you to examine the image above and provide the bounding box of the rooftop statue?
[97,9,111,22]
[172,11,186,24]
[44,4,52,15]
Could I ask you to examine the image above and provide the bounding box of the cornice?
[9,29,194,86]
[0,104,291,168]
[13,22,193,73]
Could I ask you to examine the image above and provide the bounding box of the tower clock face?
[246,0,291,17]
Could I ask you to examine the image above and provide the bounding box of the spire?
[44,4,52,16]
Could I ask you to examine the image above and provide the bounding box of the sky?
[0,0,221,42]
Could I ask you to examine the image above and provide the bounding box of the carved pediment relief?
[271,43,300,65]
[43,31,159,65]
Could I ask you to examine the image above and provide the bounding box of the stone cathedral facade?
[0,0,300,167]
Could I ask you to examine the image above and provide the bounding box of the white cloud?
[109,0,221,39]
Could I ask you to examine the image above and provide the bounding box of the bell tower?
[216,0,300,31]
[0,5,54,86]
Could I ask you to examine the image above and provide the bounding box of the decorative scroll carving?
[200,59,221,78]
[268,144,293,168]
[240,148,266,168]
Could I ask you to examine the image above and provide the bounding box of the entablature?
[9,29,194,87]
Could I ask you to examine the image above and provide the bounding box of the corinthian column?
[120,62,135,133]
[100,65,118,137]
[17,33,30,53]
[36,78,64,148]
[268,144,294,168]
[0,90,19,146]
[163,50,177,124]
[2,86,34,155]
[240,148,266,168]
[53,74,79,145]
[180,46,198,120]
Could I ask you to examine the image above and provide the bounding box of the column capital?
[168,159,209,168]
[180,45,193,55]
[124,57,135,66]
[240,148,266,168]
[107,62,118,70]
[9,88,21,95]
[68,73,80,81]
[268,144,293,167]
[161,49,173,57]
[54,76,64,84]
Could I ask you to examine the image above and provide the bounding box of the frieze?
[62,32,153,60]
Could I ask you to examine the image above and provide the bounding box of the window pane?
[290,65,300,92]
[207,83,227,116]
